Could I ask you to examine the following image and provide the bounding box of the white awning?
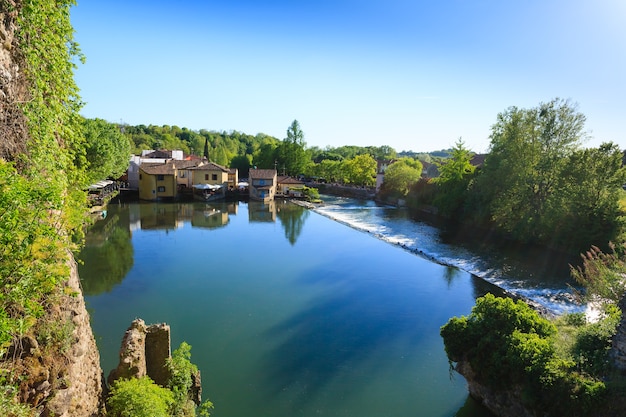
[193,183,223,190]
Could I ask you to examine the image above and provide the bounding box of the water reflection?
[79,200,312,295]
[276,200,310,245]
[248,200,276,222]
[78,211,134,295]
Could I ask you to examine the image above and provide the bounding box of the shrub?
[107,377,174,417]
[441,294,606,415]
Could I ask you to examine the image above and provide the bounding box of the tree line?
[85,98,625,254]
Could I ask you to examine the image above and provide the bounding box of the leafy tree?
[433,139,475,217]
[557,143,626,249]
[203,137,209,160]
[230,155,252,178]
[380,158,422,198]
[107,377,174,417]
[471,98,620,250]
[276,120,309,176]
[82,118,131,184]
[342,154,376,186]
[253,139,279,169]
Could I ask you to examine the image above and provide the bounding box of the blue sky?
[71,0,626,153]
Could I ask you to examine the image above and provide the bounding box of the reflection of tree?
[78,227,133,295]
[443,266,461,287]
[276,201,309,245]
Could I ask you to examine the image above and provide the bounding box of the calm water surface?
[79,198,543,417]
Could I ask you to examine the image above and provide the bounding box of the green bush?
[167,342,213,417]
[107,377,174,417]
[441,294,606,415]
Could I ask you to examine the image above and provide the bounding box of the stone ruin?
[107,319,201,404]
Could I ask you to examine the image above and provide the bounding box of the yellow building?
[138,162,177,201]
[190,162,229,201]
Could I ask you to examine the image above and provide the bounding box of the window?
[180,172,185,178]
[205,174,209,181]
[157,175,164,181]
[139,174,142,180]
[157,186,166,192]
[259,179,265,186]
[212,174,218,181]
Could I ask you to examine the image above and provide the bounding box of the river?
[78,196,582,417]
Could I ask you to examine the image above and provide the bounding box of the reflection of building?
[138,203,182,230]
[249,169,277,201]
[248,200,276,222]
[191,206,229,229]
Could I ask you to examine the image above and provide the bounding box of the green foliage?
[0,161,71,355]
[0,383,32,417]
[571,243,626,306]
[572,305,620,375]
[468,99,625,251]
[342,154,376,187]
[82,118,131,184]
[275,120,309,176]
[441,294,606,415]
[167,342,213,417]
[380,158,422,198]
[107,377,175,417]
[432,139,475,217]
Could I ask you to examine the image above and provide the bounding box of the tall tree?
[472,98,624,250]
[82,118,131,184]
[276,119,309,176]
[433,139,475,217]
[203,136,209,160]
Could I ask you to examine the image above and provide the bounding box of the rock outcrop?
[108,319,202,405]
[454,360,535,417]
[107,319,172,387]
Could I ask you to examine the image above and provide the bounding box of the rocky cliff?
[1,3,104,414]
[9,255,103,416]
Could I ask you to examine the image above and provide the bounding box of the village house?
[138,161,178,201]
[189,162,230,201]
[249,169,277,201]
[276,176,305,198]
[128,149,185,190]
[227,168,239,191]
